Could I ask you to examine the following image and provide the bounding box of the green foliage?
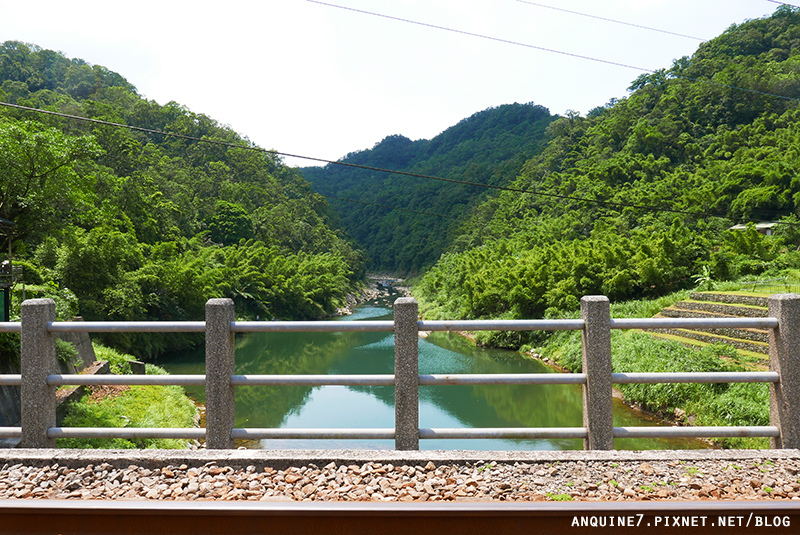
[417,7,800,330]
[57,381,197,449]
[548,329,770,448]
[93,343,135,375]
[303,103,556,273]
[0,119,102,240]
[0,40,366,362]
[57,342,196,449]
[207,200,252,245]
[55,338,78,365]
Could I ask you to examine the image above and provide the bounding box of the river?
[156,294,705,451]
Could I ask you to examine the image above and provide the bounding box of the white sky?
[0,0,782,166]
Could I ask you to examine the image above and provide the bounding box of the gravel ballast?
[2,450,800,502]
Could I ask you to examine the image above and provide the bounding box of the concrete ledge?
[2,448,800,471]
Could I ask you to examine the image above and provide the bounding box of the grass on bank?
[419,278,793,449]
[57,344,197,449]
[539,290,770,449]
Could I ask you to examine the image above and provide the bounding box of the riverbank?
[336,275,411,315]
[1,449,799,502]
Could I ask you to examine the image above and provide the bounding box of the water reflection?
[157,302,706,450]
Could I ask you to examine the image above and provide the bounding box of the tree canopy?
[301,102,556,273]
[414,6,800,346]
[0,41,365,359]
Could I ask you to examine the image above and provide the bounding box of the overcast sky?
[0,0,783,166]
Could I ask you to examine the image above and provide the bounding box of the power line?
[1,101,797,227]
[767,1,800,8]
[307,0,649,72]
[320,194,456,219]
[515,0,705,41]
[308,0,800,103]
[0,101,456,221]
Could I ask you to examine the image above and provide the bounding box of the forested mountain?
[0,41,365,359]
[416,6,800,344]
[301,103,556,273]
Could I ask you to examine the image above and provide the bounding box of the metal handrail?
[233,320,395,333]
[46,374,206,386]
[32,316,779,333]
[613,426,780,438]
[611,317,778,329]
[419,319,584,331]
[47,427,206,440]
[48,321,206,333]
[230,374,395,386]
[0,427,21,438]
[231,428,394,440]
[419,427,588,439]
[0,296,795,450]
[418,373,587,385]
[0,322,20,333]
[612,372,780,384]
[0,374,20,386]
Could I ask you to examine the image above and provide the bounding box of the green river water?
[156,295,705,451]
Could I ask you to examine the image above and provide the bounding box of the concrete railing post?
[205,298,236,449]
[20,299,57,448]
[394,297,419,451]
[581,295,614,450]
[768,293,800,449]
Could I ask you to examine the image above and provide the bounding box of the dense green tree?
[302,103,556,273]
[0,120,102,239]
[0,40,366,362]
[416,7,800,345]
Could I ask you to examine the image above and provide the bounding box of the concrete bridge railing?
[0,294,798,450]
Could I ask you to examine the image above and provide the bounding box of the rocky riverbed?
[3,457,800,502]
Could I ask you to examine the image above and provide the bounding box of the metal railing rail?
[1,293,799,450]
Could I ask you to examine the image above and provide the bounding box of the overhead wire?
[0,101,456,220]
[767,1,800,8]
[307,0,800,103]
[514,0,706,41]
[307,0,651,72]
[320,194,456,219]
[1,101,797,227]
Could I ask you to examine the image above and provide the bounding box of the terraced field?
[650,292,771,366]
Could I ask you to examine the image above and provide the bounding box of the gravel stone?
[3,455,800,502]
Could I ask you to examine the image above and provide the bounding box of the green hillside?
[415,6,800,344]
[0,41,365,360]
[301,102,556,273]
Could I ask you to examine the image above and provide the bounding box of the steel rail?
[48,321,206,333]
[230,374,395,386]
[47,374,206,386]
[418,373,587,385]
[47,374,207,386]
[22,316,782,334]
[231,428,394,440]
[611,317,778,330]
[0,427,21,438]
[613,425,780,438]
[0,321,21,333]
[232,320,395,333]
[419,427,588,439]
[419,319,584,331]
[0,500,798,535]
[229,373,589,387]
[612,371,780,384]
[0,374,20,386]
[47,427,206,440]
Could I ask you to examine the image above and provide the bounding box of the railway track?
[1,499,798,534]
